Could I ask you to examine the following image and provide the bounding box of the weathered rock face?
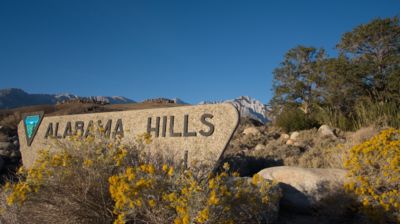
[285,139,294,145]
[254,143,265,151]
[258,166,347,213]
[243,127,261,136]
[280,133,289,140]
[290,132,300,141]
[318,125,336,138]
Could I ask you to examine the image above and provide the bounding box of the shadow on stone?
[278,182,313,214]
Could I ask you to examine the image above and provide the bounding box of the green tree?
[270,17,400,130]
[271,46,326,114]
[337,16,400,103]
[319,55,363,114]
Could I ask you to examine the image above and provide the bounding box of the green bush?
[275,107,320,132]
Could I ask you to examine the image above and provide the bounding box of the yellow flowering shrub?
[109,162,281,224]
[1,131,144,224]
[344,128,400,222]
[1,129,281,224]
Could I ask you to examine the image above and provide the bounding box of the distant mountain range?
[0,89,270,123]
[0,88,135,109]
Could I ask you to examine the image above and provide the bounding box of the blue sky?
[0,0,398,104]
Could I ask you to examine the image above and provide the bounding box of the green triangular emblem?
[23,111,44,146]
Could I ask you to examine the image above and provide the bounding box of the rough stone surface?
[286,139,294,145]
[318,125,336,138]
[280,133,290,140]
[243,127,260,136]
[290,132,300,141]
[258,166,347,213]
[293,141,306,148]
[254,143,265,151]
[19,104,239,169]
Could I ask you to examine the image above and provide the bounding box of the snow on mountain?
[172,98,189,105]
[199,96,270,123]
[54,93,79,101]
[84,96,135,104]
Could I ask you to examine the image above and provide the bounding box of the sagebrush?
[1,131,281,224]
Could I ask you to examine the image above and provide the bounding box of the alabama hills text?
[43,114,215,140]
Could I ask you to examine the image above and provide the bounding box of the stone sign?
[18,104,239,168]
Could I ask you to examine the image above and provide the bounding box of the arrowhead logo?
[22,111,44,146]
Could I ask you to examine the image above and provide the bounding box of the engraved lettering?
[183,114,197,137]
[63,122,72,138]
[54,122,62,138]
[45,123,53,139]
[199,114,214,136]
[113,119,124,138]
[169,116,182,137]
[75,121,84,136]
[147,117,160,137]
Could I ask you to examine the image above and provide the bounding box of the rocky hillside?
[0,88,135,109]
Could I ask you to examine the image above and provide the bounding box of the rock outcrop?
[318,125,337,138]
[243,127,261,136]
[258,166,347,213]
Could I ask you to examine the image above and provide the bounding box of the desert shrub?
[344,128,400,223]
[1,133,142,224]
[109,163,281,224]
[1,131,281,224]
[275,107,320,132]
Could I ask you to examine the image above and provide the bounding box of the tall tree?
[270,46,326,114]
[319,55,364,114]
[337,16,400,103]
